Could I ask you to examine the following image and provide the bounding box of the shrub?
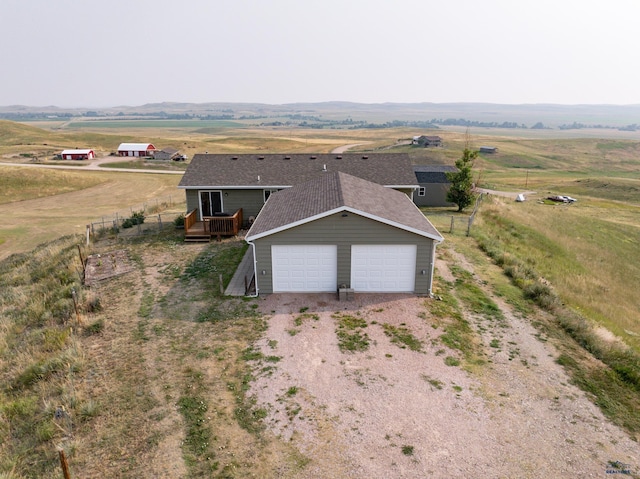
[122,211,145,229]
[84,319,104,336]
[173,213,185,228]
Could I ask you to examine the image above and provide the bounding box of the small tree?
[446,147,477,212]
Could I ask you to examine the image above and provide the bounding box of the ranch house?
[413,165,457,207]
[178,153,419,241]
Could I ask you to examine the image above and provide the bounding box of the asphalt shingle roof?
[413,165,457,184]
[178,153,418,188]
[246,171,443,241]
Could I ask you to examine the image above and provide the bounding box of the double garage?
[272,244,417,293]
[248,211,441,296]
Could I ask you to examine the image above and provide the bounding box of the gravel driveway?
[249,284,638,477]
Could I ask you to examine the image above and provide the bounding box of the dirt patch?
[248,284,639,477]
[84,250,135,286]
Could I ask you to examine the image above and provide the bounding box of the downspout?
[246,240,259,297]
[428,237,443,296]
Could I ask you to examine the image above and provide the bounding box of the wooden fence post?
[77,245,85,277]
[71,288,81,325]
[158,214,162,230]
[58,448,71,479]
[450,216,454,234]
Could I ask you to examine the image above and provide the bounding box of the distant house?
[245,171,443,295]
[479,146,498,154]
[61,149,94,160]
[413,165,458,207]
[151,148,185,161]
[412,135,442,148]
[117,143,156,157]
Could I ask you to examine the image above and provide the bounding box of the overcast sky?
[1,0,639,107]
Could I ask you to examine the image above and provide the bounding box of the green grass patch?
[449,265,504,322]
[333,313,370,352]
[382,323,423,352]
[294,312,320,326]
[178,367,218,474]
[429,282,480,365]
[401,445,414,456]
[444,356,461,367]
[421,375,443,390]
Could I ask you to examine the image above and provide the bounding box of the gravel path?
[249,256,639,477]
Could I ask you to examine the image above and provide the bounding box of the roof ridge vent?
[258,156,264,160]
[335,155,342,159]
[362,155,368,159]
[231,156,238,160]
[284,156,291,160]
[310,155,317,159]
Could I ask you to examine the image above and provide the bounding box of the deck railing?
[186,208,243,240]
[184,209,198,231]
[204,208,243,236]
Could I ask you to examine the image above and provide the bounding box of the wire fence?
[89,211,187,240]
[425,193,485,236]
[87,194,187,241]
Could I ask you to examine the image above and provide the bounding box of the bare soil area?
[84,250,135,285]
[249,272,638,477]
[64,236,638,478]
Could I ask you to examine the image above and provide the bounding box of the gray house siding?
[185,188,271,222]
[251,212,436,295]
[221,189,265,220]
[414,184,453,207]
[186,187,412,222]
[185,189,199,214]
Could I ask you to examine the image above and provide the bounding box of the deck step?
[184,235,211,243]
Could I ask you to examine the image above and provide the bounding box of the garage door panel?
[351,245,416,292]
[272,245,337,292]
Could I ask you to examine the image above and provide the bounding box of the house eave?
[178,184,418,190]
[178,185,292,190]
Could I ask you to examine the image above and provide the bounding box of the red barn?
[61,149,95,160]
[117,143,156,157]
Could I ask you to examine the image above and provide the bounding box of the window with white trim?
[418,187,426,196]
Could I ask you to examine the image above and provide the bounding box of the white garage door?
[272,245,337,292]
[351,245,417,292]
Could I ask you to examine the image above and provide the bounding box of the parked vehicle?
[547,195,577,203]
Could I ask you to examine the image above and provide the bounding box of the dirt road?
[0,155,183,174]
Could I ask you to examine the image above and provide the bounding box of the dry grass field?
[0,167,183,260]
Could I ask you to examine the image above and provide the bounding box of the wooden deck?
[185,208,243,242]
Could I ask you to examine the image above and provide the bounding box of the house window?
[264,189,279,202]
[418,187,426,197]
